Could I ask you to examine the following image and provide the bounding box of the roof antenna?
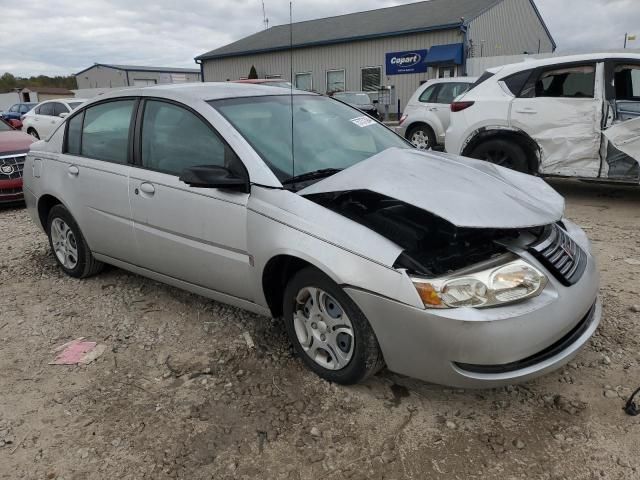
[289,1,295,179]
[262,1,269,30]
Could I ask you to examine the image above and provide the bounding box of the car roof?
[88,82,312,104]
[489,52,640,76]
[426,76,477,84]
[232,79,290,84]
[39,98,87,103]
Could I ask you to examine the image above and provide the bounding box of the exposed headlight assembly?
[412,259,547,309]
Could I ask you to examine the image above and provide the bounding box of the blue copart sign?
[385,49,429,75]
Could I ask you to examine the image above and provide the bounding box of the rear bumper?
[345,250,600,388]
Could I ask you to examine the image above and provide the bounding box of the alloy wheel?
[293,286,355,370]
[50,218,79,269]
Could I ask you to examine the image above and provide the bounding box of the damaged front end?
[305,189,560,309]
[305,189,538,277]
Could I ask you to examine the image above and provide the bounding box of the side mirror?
[179,165,249,193]
[59,112,69,119]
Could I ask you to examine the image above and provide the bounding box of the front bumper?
[346,249,600,388]
[0,178,24,205]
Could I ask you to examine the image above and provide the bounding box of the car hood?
[299,148,564,229]
[0,130,35,154]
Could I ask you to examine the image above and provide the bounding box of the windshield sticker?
[350,116,376,128]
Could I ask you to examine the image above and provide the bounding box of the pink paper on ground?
[50,340,98,365]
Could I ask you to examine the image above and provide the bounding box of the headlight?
[412,259,547,309]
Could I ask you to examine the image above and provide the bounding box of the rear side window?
[435,82,472,104]
[81,100,135,164]
[531,65,596,98]
[52,103,68,117]
[19,105,30,113]
[419,85,438,103]
[469,71,495,91]
[614,64,640,100]
[66,112,83,155]
[503,70,533,97]
[141,100,240,177]
[38,103,55,116]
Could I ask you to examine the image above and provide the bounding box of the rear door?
[431,82,472,142]
[601,60,640,181]
[59,98,138,263]
[510,62,603,178]
[128,98,252,300]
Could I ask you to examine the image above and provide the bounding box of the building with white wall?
[75,64,201,89]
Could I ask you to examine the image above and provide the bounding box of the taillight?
[399,114,407,125]
[451,101,475,112]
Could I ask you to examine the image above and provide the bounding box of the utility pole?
[624,33,628,49]
[262,1,269,30]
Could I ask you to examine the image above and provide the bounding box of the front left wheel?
[283,267,384,384]
[47,205,104,278]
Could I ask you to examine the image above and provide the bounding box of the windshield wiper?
[282,168,343,185]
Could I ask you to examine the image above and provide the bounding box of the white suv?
[22,98,86,140]
[398,77,476,149]
[445,53,640,183]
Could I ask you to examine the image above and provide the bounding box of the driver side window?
[141,100,241,177]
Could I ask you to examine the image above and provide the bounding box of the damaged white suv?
[446,53,640,183]
[23,84,600,388]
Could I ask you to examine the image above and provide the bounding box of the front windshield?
[334,93,371,105]
[210,95,410,182]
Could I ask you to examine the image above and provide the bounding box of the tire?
[47,205,103,278]
[27,128,40,140]
[470,139,529,173]
[283,267,384,385]
[407,124,436,151]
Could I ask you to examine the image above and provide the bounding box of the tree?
[0,72,77,93]
[248,65,258,79]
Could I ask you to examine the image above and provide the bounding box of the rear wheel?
[47,205,103,278]
[470,139,529,173]
[283,267,384,385]
[407,124,436,151]
[27,128,40,140]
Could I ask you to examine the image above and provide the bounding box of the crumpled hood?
[299,148,565,229]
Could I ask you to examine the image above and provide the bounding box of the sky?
[0,0,638,77]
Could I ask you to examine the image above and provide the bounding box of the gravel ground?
[1,179,639,480]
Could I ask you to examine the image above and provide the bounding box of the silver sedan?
[23,84,600,388]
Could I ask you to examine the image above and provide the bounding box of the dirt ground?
[0,179,639,480]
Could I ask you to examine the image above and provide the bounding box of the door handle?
[68,165,79,176]
[515,108,537,114]
[139,182,155,195]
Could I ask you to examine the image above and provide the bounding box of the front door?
[510,62,603,178]
[129,99,252,300]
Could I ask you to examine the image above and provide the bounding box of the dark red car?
[0,118,35,205]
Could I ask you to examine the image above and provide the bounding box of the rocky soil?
[0,179,639,479]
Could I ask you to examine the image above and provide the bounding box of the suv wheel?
[407,125,436,150]
[27,128,40,140]
[283,267,384,385]
[470,139,529,173]
[47,205,104,278]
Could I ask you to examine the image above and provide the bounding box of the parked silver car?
[23,84,600,388]
[398,77,477,149]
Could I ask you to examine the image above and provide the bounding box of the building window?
[326,69,346,94]
[361,67,381,92]
[295,72,313,91]
[133,79,157,86]
[437,66,457,79]
[265,74,282,79]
